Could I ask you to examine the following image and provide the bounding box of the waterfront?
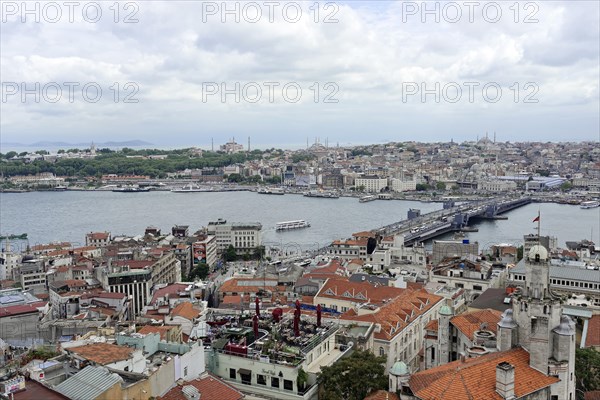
[0,191,598,252]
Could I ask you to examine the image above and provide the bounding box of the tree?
[560,182,573,192]
[576,348,600,395]
[317,350,388,400]
[517,246,524,261]
[224,245,237,262]
[416,183,430,191]
[4,151,17,159]
[436,182,446,191]
[188,263,209,281]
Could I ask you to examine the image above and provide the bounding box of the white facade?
[391,178,417,192]
[207,221,262,254]
[477,180,518,192]
[0,251,22,281]
[355,176,388,193]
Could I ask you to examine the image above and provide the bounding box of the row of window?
[229,369,294,391]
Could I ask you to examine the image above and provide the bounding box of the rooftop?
[67,342,134,365]
[158,372,244,400]
[408,347,559,400]
[450,309,502,341]
[54,366,122,400]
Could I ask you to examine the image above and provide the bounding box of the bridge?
[376,196,532,245]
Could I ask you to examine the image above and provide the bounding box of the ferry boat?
[112,185,150,193]
[172,183,212,193]
[276,220,311,231]
[303,190,339,199]
[580,200,600,209]
[257,187,284,195]
[359,195,377,203]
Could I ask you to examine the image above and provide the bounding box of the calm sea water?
[1,191,598,252]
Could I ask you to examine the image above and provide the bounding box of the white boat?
[303,190,339,199]
[359,195,377,203]
[580,200,600,209]
[276,220,311,231]
[257,187,284,195]
[172,183,212,193]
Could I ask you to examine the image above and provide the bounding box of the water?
[1,191,598,252]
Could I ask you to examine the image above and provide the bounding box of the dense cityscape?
[0,138,599,400]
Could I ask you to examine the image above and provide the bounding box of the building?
[355,176,389,192]
[477,180,518,192]
[429,257,507,302]
[86,232,111,247]
[192,235,218,268]
[207,219,262,255]
[340,288,444,372]
[432,240,479,266]
[220,139,245,154]
[158,372,245,400]
[390,178,417,192]
[397,244,580,400]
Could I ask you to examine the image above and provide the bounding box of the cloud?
[1,0,598,146]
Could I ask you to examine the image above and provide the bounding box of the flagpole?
[537,209,541,245]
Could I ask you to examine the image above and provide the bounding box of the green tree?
[188,263,209,281]
[560,182,573,192]
[227,173,243,183]
[517,245,524,261]
[224,245,237,262]
[317,350,388,400]
[576,348,600,395]
[436,182,446,190]
[416,183,430,191]
[4,151,17,159]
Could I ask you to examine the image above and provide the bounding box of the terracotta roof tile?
[316,278,405,305]
[585,314,600,348]
[451,309,502,341]
[68,343,133,365]
[171,302,200,320]
[408,347,559,400]
[158,373,244,400]
[364,390,400,400]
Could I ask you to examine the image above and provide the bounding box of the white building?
[477,180,517,192]
[391,178,417,192]
[355,176,388,193]
[207,219,262,255]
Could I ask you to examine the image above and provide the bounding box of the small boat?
[172,183,213,193]
[257,187,284,195]
[276,220,311,231]
[580,201,600,209]
[112,185,150,193]
[359,195,377,203]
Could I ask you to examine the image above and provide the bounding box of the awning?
[238,368,252,375]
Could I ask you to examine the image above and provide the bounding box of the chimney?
[496,362,515,400]
[182,385,201,400]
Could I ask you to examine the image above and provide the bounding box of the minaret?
[438,305,453,364]
[389,361,410,394]
[497,309,517,352]
[550,315,576,400]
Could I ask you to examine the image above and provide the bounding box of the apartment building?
[355,175,388,192]
[207,219,262,255]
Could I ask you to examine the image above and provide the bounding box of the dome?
[528,245,548,262]
[498,309,517,329]
[553,315,575,336]
[390,361,409,376]
[439,305,453,316]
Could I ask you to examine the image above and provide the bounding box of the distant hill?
[1,140,153,148]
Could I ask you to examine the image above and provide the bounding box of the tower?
[497,309,517,352]
[550,315,576,400]
[389,361,410,394]
[438,305,453,365]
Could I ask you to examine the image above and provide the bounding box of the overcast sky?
[1,0,599,149]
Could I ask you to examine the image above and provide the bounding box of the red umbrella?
[255,297,260,317]
[295,299,301,311]
[294,308,300,337]
[272,307,283,322]
[316,304,322,327]
[253,314,259,339]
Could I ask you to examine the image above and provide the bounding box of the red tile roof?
[150,283,192,305]
[68,343,133,365]
[171,302,200,320]
[158,373,244,400]
[408,347,559,400]
[138,325,177,340]
[316,278,405,305]
[0,301,47,318]
[364,390,400,400]
[450,309,502,341]
[585,314,600,348]
[340,289,443,341]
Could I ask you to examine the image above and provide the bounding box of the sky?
[1,0,599,149]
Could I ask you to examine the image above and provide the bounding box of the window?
[271,377,280,388]
[431,347,435,360]
[257,374,267,385]
[379,347,385,356]
[184,366,188,377]
[284,379,294,391]
[473,285,483,291]
[230,368,236,379]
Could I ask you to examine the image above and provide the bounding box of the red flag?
[532,216,540,222]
